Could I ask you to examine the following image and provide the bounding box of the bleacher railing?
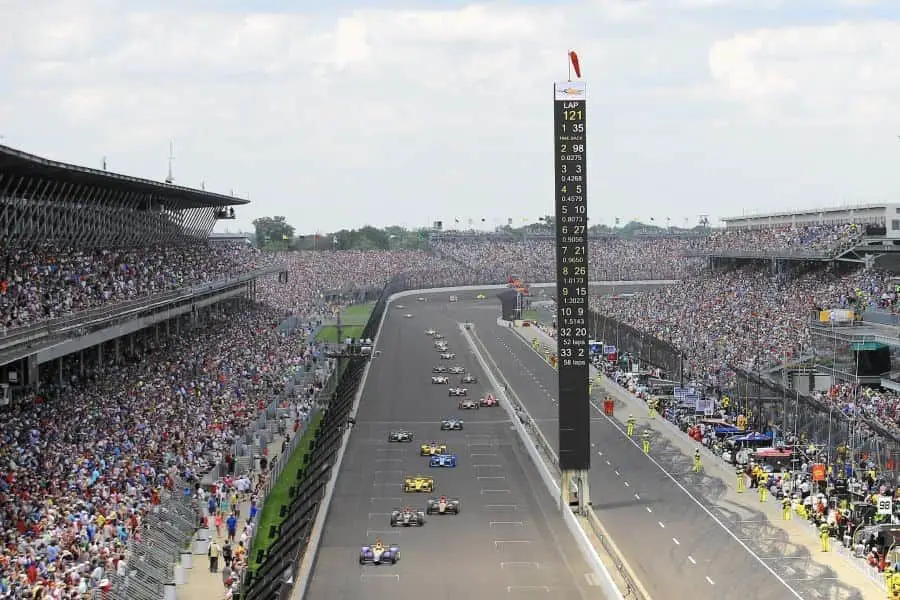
[0,264,283,351]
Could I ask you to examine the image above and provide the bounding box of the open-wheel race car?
[403,475,434,493]
[440,352,456,360]
[479,394,499,407]
[461,373,477,384]
[440,417,464,431]
[388,430,414,443]
[425,329,437,336]
[426,496,460,515]
[448,387,468,397]
[360,539,400,565]
[390,506,425,527]
[429,453,457,468]
[449,366,465,374]
[432,366,448,373]
[420,442,448,456]
[458,398,479,410]
[432,376,449,384]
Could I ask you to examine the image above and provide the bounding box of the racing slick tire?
[390,517,397,527]
[359,557,366,565]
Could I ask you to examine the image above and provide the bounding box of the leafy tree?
[252,216,295,249]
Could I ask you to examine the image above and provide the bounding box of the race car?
[426,496,460,515]
[425,329,437,336]
[429,453,457,468]
[390,506,425,527]
[360,539,400,565]
[432,376,449,384]
[416,297,426,302]
[404,314,414,318]
[475,294,486,300]
[479,394,499,407]
[403,475,434,493]
[458,398,479,410]
[432,366,448,373]
[388,430,414,443]
[420,442,448,456]
[449,295,458,302]
[434,340,448,349]
[440,352,456,360]
[396,305,405,309]
[440,417,464,431]
[433,332,445,339]
[448,366,465,374]
[448,387,468,397]
[461,374,477,384]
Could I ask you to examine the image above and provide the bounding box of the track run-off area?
[304,288,873,600]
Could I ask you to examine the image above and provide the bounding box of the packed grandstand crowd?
[0,218,895,598]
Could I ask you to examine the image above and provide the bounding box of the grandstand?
[0,144,285,600]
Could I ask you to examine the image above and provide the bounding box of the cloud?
[0,0,898,232]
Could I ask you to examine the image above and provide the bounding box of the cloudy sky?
[0,0,898,234]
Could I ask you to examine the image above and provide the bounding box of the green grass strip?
[249,410,324,572]
[315,324,365,343]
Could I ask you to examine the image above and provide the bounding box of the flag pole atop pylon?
[568,50,582,82]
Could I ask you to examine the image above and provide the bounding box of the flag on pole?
[568,51,582,78]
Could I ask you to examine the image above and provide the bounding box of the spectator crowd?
[0,244,279,334]
[432,236,703,282]
[694,223,861,255]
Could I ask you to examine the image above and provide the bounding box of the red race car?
[479,394,499,407]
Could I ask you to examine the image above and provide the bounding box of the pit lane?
[304,296,598,600]
[460,293,865,600]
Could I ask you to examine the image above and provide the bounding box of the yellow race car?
[403,475,434,493]
[475,293,486,300]
[420,442,448,456]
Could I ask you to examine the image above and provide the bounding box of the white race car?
[448,387,468,397]
[433,333,445,340]
[461,374,477,384]
[448,366,464,374]
[432,376,449,384]
[440,353,456,360]
[425,329,437,336]
[434,341,448,349]
[404,314,414,318]
[417,297,426,302]
[449,296,458,302]
[458,398,479,410]
[396,305,405,309]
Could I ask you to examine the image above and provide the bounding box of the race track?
[304,295,600,600]
[459,292,864,600]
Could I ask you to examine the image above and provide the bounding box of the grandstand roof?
[723,203,894,227]
[0,144,248,209]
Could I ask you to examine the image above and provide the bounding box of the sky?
[0,0,898,234]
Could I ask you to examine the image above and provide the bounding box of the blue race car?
[429,453,457,468]
[359,540,400,565]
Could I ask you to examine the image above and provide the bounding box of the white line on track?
[688,556,696,565]
[705,576,715,586]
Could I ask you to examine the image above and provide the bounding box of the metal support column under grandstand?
[0,144,237,247]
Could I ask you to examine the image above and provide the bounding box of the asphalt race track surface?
[305,297,600,600]
[460,291,864,600]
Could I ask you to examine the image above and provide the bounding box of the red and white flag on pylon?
[568,50,582,79]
